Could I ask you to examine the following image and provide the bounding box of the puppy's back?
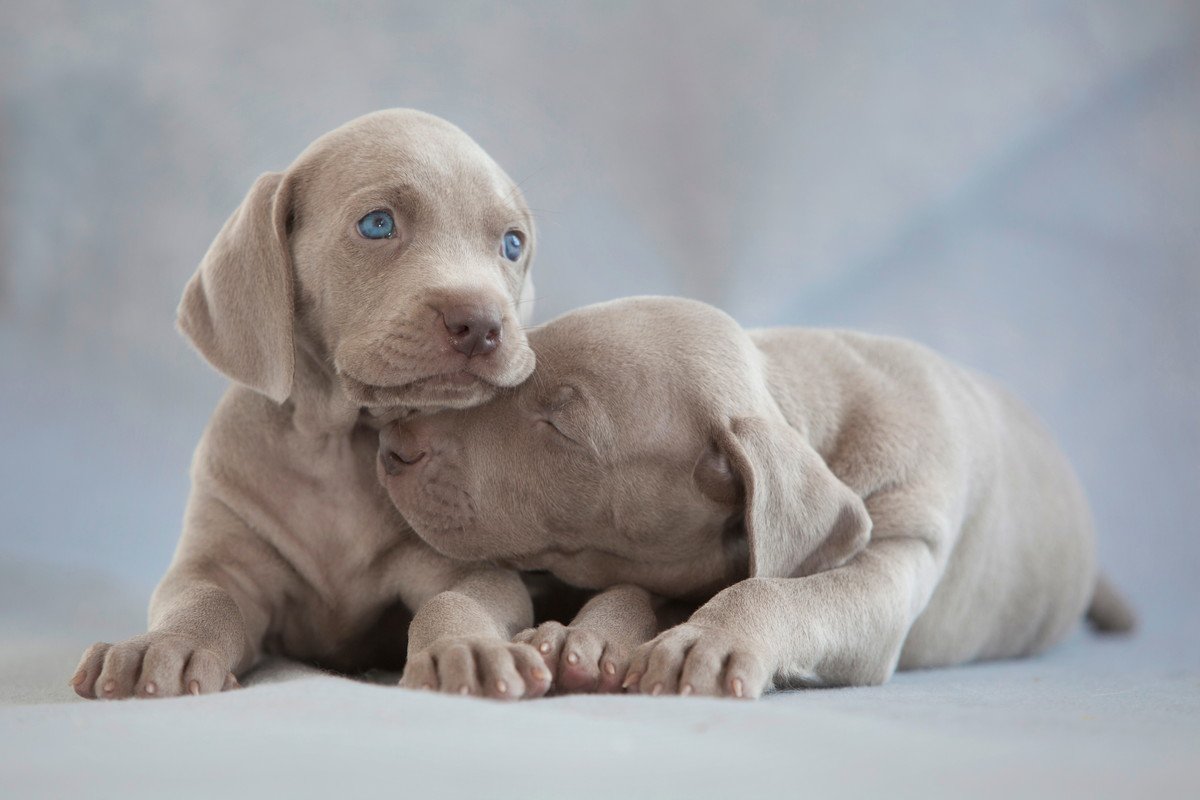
[749,326,1098,664]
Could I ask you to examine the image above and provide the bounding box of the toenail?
[732,678,744,698]
[681,684,693,696]
[422,683,434,691]
[622,672,641,690]
[459,686,470,695]
[651,683,663,696]
[496,680,508,694]
[103,681,115,694]
[531,667,547,681]
[566,651,579,665]
[538,642,552,654]
[603,661,616,675]
[188,680,200,696]
[144,682,157,695]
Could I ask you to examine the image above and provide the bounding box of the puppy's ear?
[692,442,742,506]
[177,172,296,403]
[717,416,871,578]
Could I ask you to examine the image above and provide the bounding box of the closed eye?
[537,418,581,448]
[537,418,568,438]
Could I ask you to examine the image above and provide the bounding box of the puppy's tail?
[1085,572,1137,634]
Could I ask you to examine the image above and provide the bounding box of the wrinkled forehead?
[533,298,752,378]
[528,298,760,434]
[293,112,523,214]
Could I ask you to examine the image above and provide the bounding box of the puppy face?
[379,296,875,596]
[180,109,535,410]
[291,111,535,409]
[377,297,756,598]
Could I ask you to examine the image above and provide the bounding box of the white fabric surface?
[2,556,1197,798]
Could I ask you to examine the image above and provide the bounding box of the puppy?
[71,110,553,700]
[378,296,1135,698]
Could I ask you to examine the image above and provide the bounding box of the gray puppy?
[379,296,1134,698]
[71,110,553,701]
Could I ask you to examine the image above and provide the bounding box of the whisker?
[503,164,549,205]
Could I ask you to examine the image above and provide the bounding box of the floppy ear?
[177,172,296,403]
[717,416,871,578]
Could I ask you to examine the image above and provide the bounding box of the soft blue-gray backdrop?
[2,0,1197,630]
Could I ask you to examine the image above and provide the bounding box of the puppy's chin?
[376,460,492,560]
[340,371,499,410]
[339,343,534,411]
[384,499,493,562]
[409,527,490,562]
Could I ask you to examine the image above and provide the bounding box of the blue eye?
[357,210,395,239]
[502,231,523,261]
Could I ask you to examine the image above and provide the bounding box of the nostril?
[380,446,425,476]
[379,426,427,475]
[381,449,403,476]
[440,303,504,358]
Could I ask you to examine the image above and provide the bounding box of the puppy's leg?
[628,488,948,697]
[71,495,277,699]
[400,565,551,700]
[73,571,256,700]
[514,585,661,694]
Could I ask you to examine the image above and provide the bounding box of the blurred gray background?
[1,0,1197,636]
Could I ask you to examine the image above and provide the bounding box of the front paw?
[624,623,771,699]
[400,638,550,700]
[512,621,630,694]
[70,634,238,700]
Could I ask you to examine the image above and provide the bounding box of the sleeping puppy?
[71,109,554,700]
[378,296,1135,698]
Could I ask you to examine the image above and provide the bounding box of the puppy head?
[179,109,536,409]
[378,296,871,598]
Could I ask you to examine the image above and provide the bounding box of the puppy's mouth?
[341,369,497,409]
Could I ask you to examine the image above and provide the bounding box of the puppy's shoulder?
[749,326,964,392]
[747,328,981,484]
[193,386,297,478]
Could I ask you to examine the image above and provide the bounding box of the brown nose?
[379,424,426,476]
[441,304,502,357]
